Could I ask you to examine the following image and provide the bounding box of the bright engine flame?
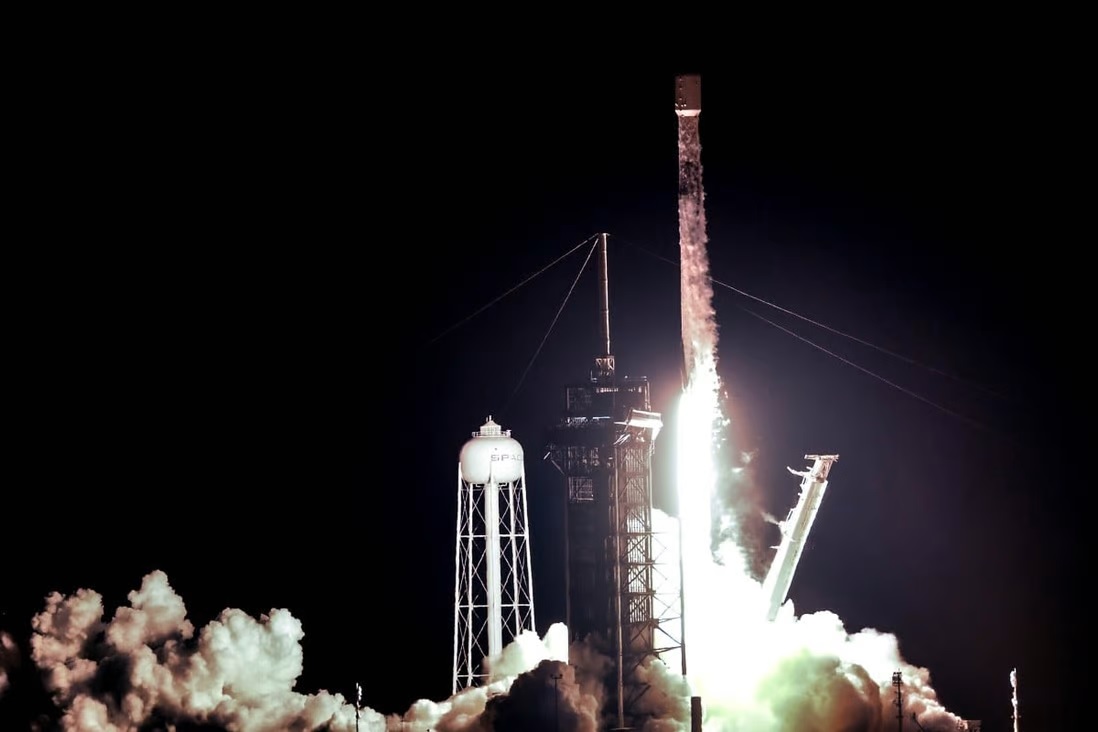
[673,360,964,730]
[676,352,723,674]
[676,354,772,712]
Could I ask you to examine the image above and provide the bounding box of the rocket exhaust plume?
[674,69,725,695]
[672,74,965,730]
[675,74,715,380]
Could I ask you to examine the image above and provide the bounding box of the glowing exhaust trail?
[674,73,725,704]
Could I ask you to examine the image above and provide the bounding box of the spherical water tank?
[459,416,524,484]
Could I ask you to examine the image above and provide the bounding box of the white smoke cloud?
[648,468,966,732]
[30,570,379,731]
[27,570,586,732]
[486,621,568,682]
[404,623,571,731]
[634,658,692,731]
[653,485,966,731]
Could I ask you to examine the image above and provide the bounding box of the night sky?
[4,39,1084,731]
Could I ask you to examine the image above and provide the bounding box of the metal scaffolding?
[545,233,683,730]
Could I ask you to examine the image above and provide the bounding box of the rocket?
[675,74,701,117]
[762,454,840,621]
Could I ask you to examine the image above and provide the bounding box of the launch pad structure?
[545,233,684,730]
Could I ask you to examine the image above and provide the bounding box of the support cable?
[619,237,1011,401]
[500,238,599,419]
[617,236,1016,441]
[425,234,599,347]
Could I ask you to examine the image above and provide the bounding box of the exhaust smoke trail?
[675,71,728,698]
[673,74,965,730]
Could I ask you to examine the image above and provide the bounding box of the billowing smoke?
[29,571,371,731]
[475,659,599,732]
[26,570,597,732]
[715,444,770,581]
[0,630,18,697]
[411,623,600,732]
[651,505,965,731]
[631,656,693,730]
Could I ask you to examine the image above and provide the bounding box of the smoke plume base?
[25,570,657,732]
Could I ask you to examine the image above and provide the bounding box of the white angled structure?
[453,416,537,693]
[762,454,839,621]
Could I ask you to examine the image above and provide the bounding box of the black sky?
[4,32,1086,731]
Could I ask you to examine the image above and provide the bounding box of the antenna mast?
[594,232,615,378]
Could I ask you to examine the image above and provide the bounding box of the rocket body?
[675,74,701,117]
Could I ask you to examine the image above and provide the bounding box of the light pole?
[550,671,563,731]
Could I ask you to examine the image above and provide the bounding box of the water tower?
[452,416,537,693]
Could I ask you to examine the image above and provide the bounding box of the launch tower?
[545,233,683,730]
[453,417,537,692]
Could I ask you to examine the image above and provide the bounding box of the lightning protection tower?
[453,416,537,693]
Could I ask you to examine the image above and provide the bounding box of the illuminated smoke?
[365,625,610,732]
[0,630,17,697]
[29,571,372,731]
[473,659,601,732]
[674,83,964,731]
[630,655,692,731]
[676,96,728,708]
[716,447,771,581]
[678,113,718,377]
[27,570,601,731]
